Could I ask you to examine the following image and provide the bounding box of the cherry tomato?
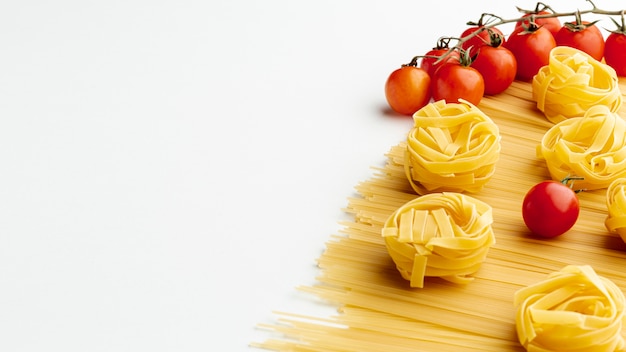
[554,21,605,61]
[431,63,484,106]
[471,34,517,95]
[516,11,561,37]
[504,25,556,81]
[460,26,504,56]
[384,65,432,116]
[522,179,580,238]
[421,48,460,77]
[603,19,626,76]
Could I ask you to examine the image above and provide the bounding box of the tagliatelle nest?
[605,178,626,243]
[538,104,626,191]
[515,265,626,352]
[382,192,495,288]
[532,46,622,124]
[404,99,501,195]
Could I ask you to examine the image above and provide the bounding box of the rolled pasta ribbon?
[382,192,495,288]
[515,265,626,352]
[532,46,622,124]
[605,178,626,243]
[538,104,626,190]
[405,100,501,195]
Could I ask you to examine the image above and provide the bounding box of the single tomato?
[460,13,504,56]
[554,21,605,61]
[460,26,504,57]
[522,178,581,238]
[604,18,626,76]
[516,10,561,37]
[384,65,432,116]
[420,42,460,77]
[431,61,484,106]
[504,25,556,81]
[471,32,517,95]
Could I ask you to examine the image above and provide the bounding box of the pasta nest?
[532,46,622,124]
[537,104,626,191]
[404,100,501,195]
[605,178,626,243]
[382,192,495,288]
[515,265,625,352]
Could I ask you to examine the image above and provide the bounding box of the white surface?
[0,1,578,351]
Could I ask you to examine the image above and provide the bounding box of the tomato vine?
[434,0,626,65]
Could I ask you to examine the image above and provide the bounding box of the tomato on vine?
[604,15,626,76]
[431,49,484,106]
[504,24,556,81]
[515,3,561,37]
[384,60,432,116]
[471,30,517,95]
[460,14,504,56]
[554,15,605,61]
[420,37,460,77]
[522,177,582,238]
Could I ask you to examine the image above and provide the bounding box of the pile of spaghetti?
[253,47,626,351]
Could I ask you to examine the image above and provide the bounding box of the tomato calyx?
[607,12,626,35]
[486,29,505,47]
[516,2,556,16]
[466,12,503,27]
[457,48,475,67]
[563,11,600,32]
[515,19,545,34]
[433,36,456,51]
[560,176,585,193]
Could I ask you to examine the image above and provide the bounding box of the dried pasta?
[382,192,495,288]
[515,265,625,352]
[253,70,626,352]
[405,99,501,194]
[605,178,626,243]
[537,104,626,190]
[532,46,622,124]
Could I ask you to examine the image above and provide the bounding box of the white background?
[0,1,608,351]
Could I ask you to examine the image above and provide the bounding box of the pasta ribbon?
[538,104,626,190]
[405,99,501,195]
[605,178,626,243]
[515,265,625,352]
[532,46,622,124]
[382,192,495,288]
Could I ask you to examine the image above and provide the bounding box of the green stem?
[432,3,626,64]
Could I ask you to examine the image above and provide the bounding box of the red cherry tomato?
[471,40,517,95]
[554,21,605,61]
[384,65,432,116]
[504,25,556,81]
[604,23,626,76]
[431,63,484,106]
[516,11,561,37]
[420,48,460,77]
[522,179,580,238]
[461,26,504,56]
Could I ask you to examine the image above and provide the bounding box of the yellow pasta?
[605,178,626,243]
[405,99,501,194]
[382,192,495,288]
[537,104,626,190]
[532,46,622,124]
[253,70,626,352]
[515,265,625,352]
